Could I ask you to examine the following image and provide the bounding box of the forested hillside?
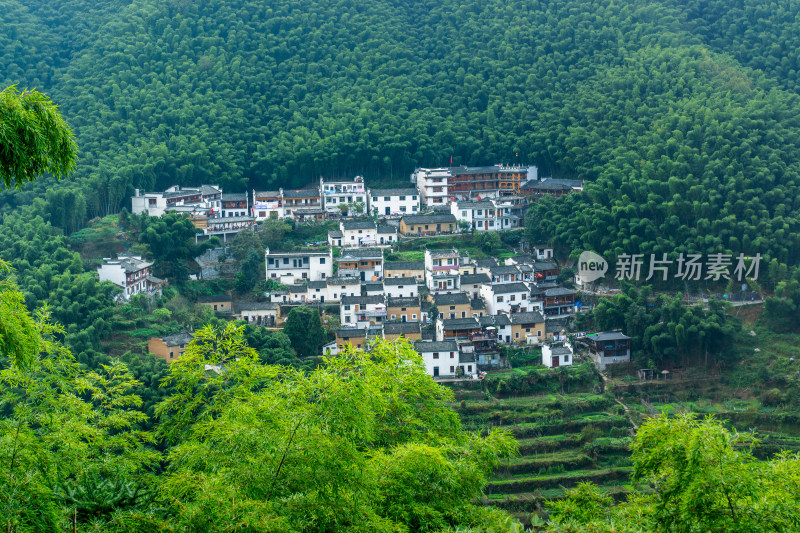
[2,0,800,360]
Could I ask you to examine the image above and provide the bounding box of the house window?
[433,352,439,359]
[515,332,519,339]
[450,352,455,358]
[344,305,351,310]
[391,314,396,320]
[320,258,326,264]
[400,196,406,200]
[450,306,455,310]
[384,196,390,201]
[510,295,516,302]
[450,366,455,373]
[538,330,542,337]
[497,296,504,302]
[412,314,417,320]
[170,352,174,358]
[525,328,531,333]
[344,316,351,323]
[564,355,570,363]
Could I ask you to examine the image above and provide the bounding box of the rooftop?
[401,213,457,224]
[588,332,631,341]
[338,248,383,260]
[384,322,422,335]
[433,292,470,306]
[342,220,376,231]
[441,317,480,330]
[384,277,418,286]
[491,282,530,295]
[197,294,232,303]
[283,188,320,198]
[341,295,385,305]
[508,311,546,324]
[387,297,421,307]
[369,188,418,197]
[238,302,280,311]
[480,314,511,327]
[222,193,247,201]
[414,340,459,353]
[160,332,194,347]
[545,287,576,297]
[460,273,491,285]
[427,249,459,259]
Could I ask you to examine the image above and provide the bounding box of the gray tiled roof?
[480,314,511,327]
[401,214,457,224]
[341,295,385,305]
[441,317,480,329]
[384,277,418,286]
[384,322,422,335]
[342,220,376,230]
[161,332,194,346]
[508,311,546,324]
[545,287,576,297]
[385,261,424,270]
[433,292,470,306]
[338,248,383,260]
[491,282,530,295]
[387,297,421,307]
[589,331,630,341]
[238,302,280,311]
[460,273,490,285]
[283,188,320,198]
[369,188,418,197]
[414,340,458,353]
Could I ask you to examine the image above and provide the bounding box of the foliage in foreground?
[1,262,521,532]
[547,414,800,533]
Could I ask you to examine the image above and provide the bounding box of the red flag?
[450,155,453,166]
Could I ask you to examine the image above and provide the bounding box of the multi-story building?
[198,215,255,243]
[459,273,490,299]
[238,302,281,327]
[432,292,472,320]
[368,188,420,216]
[398,214,458,236]
[413,340,464,378]
[480,282,531,315]
[532,261,561,282]
[508,311,547,344]
[451,198,523,232]
[336,248,383,281]
[131,185,222,217]
[97,255,163,300]
[386,297,423,323]
[335,327,382,352]
[490,265,523,284]
[251,190,284,220]
[264,248,333,284]
[412,165,535,205]
[543,287,576,317]
[321,176,367,217]
[425,249,461,292]
[383,277,419,299]
[341,295,387,328]
[383,322,422,342]
[585,332,631,370]
[221,193,248,217]
[325,276,361,302]
[384,261,425,281]
[411,168,451,207]
[282,188,322,219]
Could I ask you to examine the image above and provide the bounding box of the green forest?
[4,0,800,530]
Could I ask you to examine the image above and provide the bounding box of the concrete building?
[336,248,383,281]
[586,332,631,370]
[399,214,458,236]
[252,190,284,220]
[148,332,193,364]
[383,277,419,299]
[384,261,425,281]
[368,188,420,217]
[238,302,281,327]
[480,282,531,315]
[432,292,472,320]
[321,176,367,217]
[264,248,333,284]
[383,322,423,342]
[386,297,423,323]
[282,188,322,219]
[543,344,573,368]
[425,249,461,292]
[97,256,163,300]
[221,193,249,218]
[413,340,462,378]
[340,295,386,328]
[196,294,232,313]
[131,185,222,217]
[508,310,547,344]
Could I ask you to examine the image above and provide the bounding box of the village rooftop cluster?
[98,164,630,379]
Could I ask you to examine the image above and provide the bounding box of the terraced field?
[452,390,637,519]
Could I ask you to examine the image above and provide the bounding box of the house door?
[385,207,390,215]
[360,271,366,281]
[320,296,324,303]
[433,367,439,377]
[552,356,560,368]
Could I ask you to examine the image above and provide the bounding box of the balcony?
[468,332,498,341]
[361,309,387,317]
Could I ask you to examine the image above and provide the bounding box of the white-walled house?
[340,295,386,328]
[341,220,378,247]
[411,168,451,207]
[368,188,420,217]
[321,176,367,217]
[252,190,284,220]
[264,248,333,284]
[425,249,461,292]
[325,276,361,302]
[221,193,249,218]
[543,344,574,368]
[131,185,222,217]
[238,302,280,327]
[479,282,531,315]
[413,340,462,378]
[97,256,163,300]
[383,277,419,299]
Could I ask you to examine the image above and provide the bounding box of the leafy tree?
[282,305,328,357]
[138,212,219,282]
[0,86,77,189]
[154,327,519,531]
[234,248,263,293]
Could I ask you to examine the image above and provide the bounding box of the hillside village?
[99,164,629,378]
